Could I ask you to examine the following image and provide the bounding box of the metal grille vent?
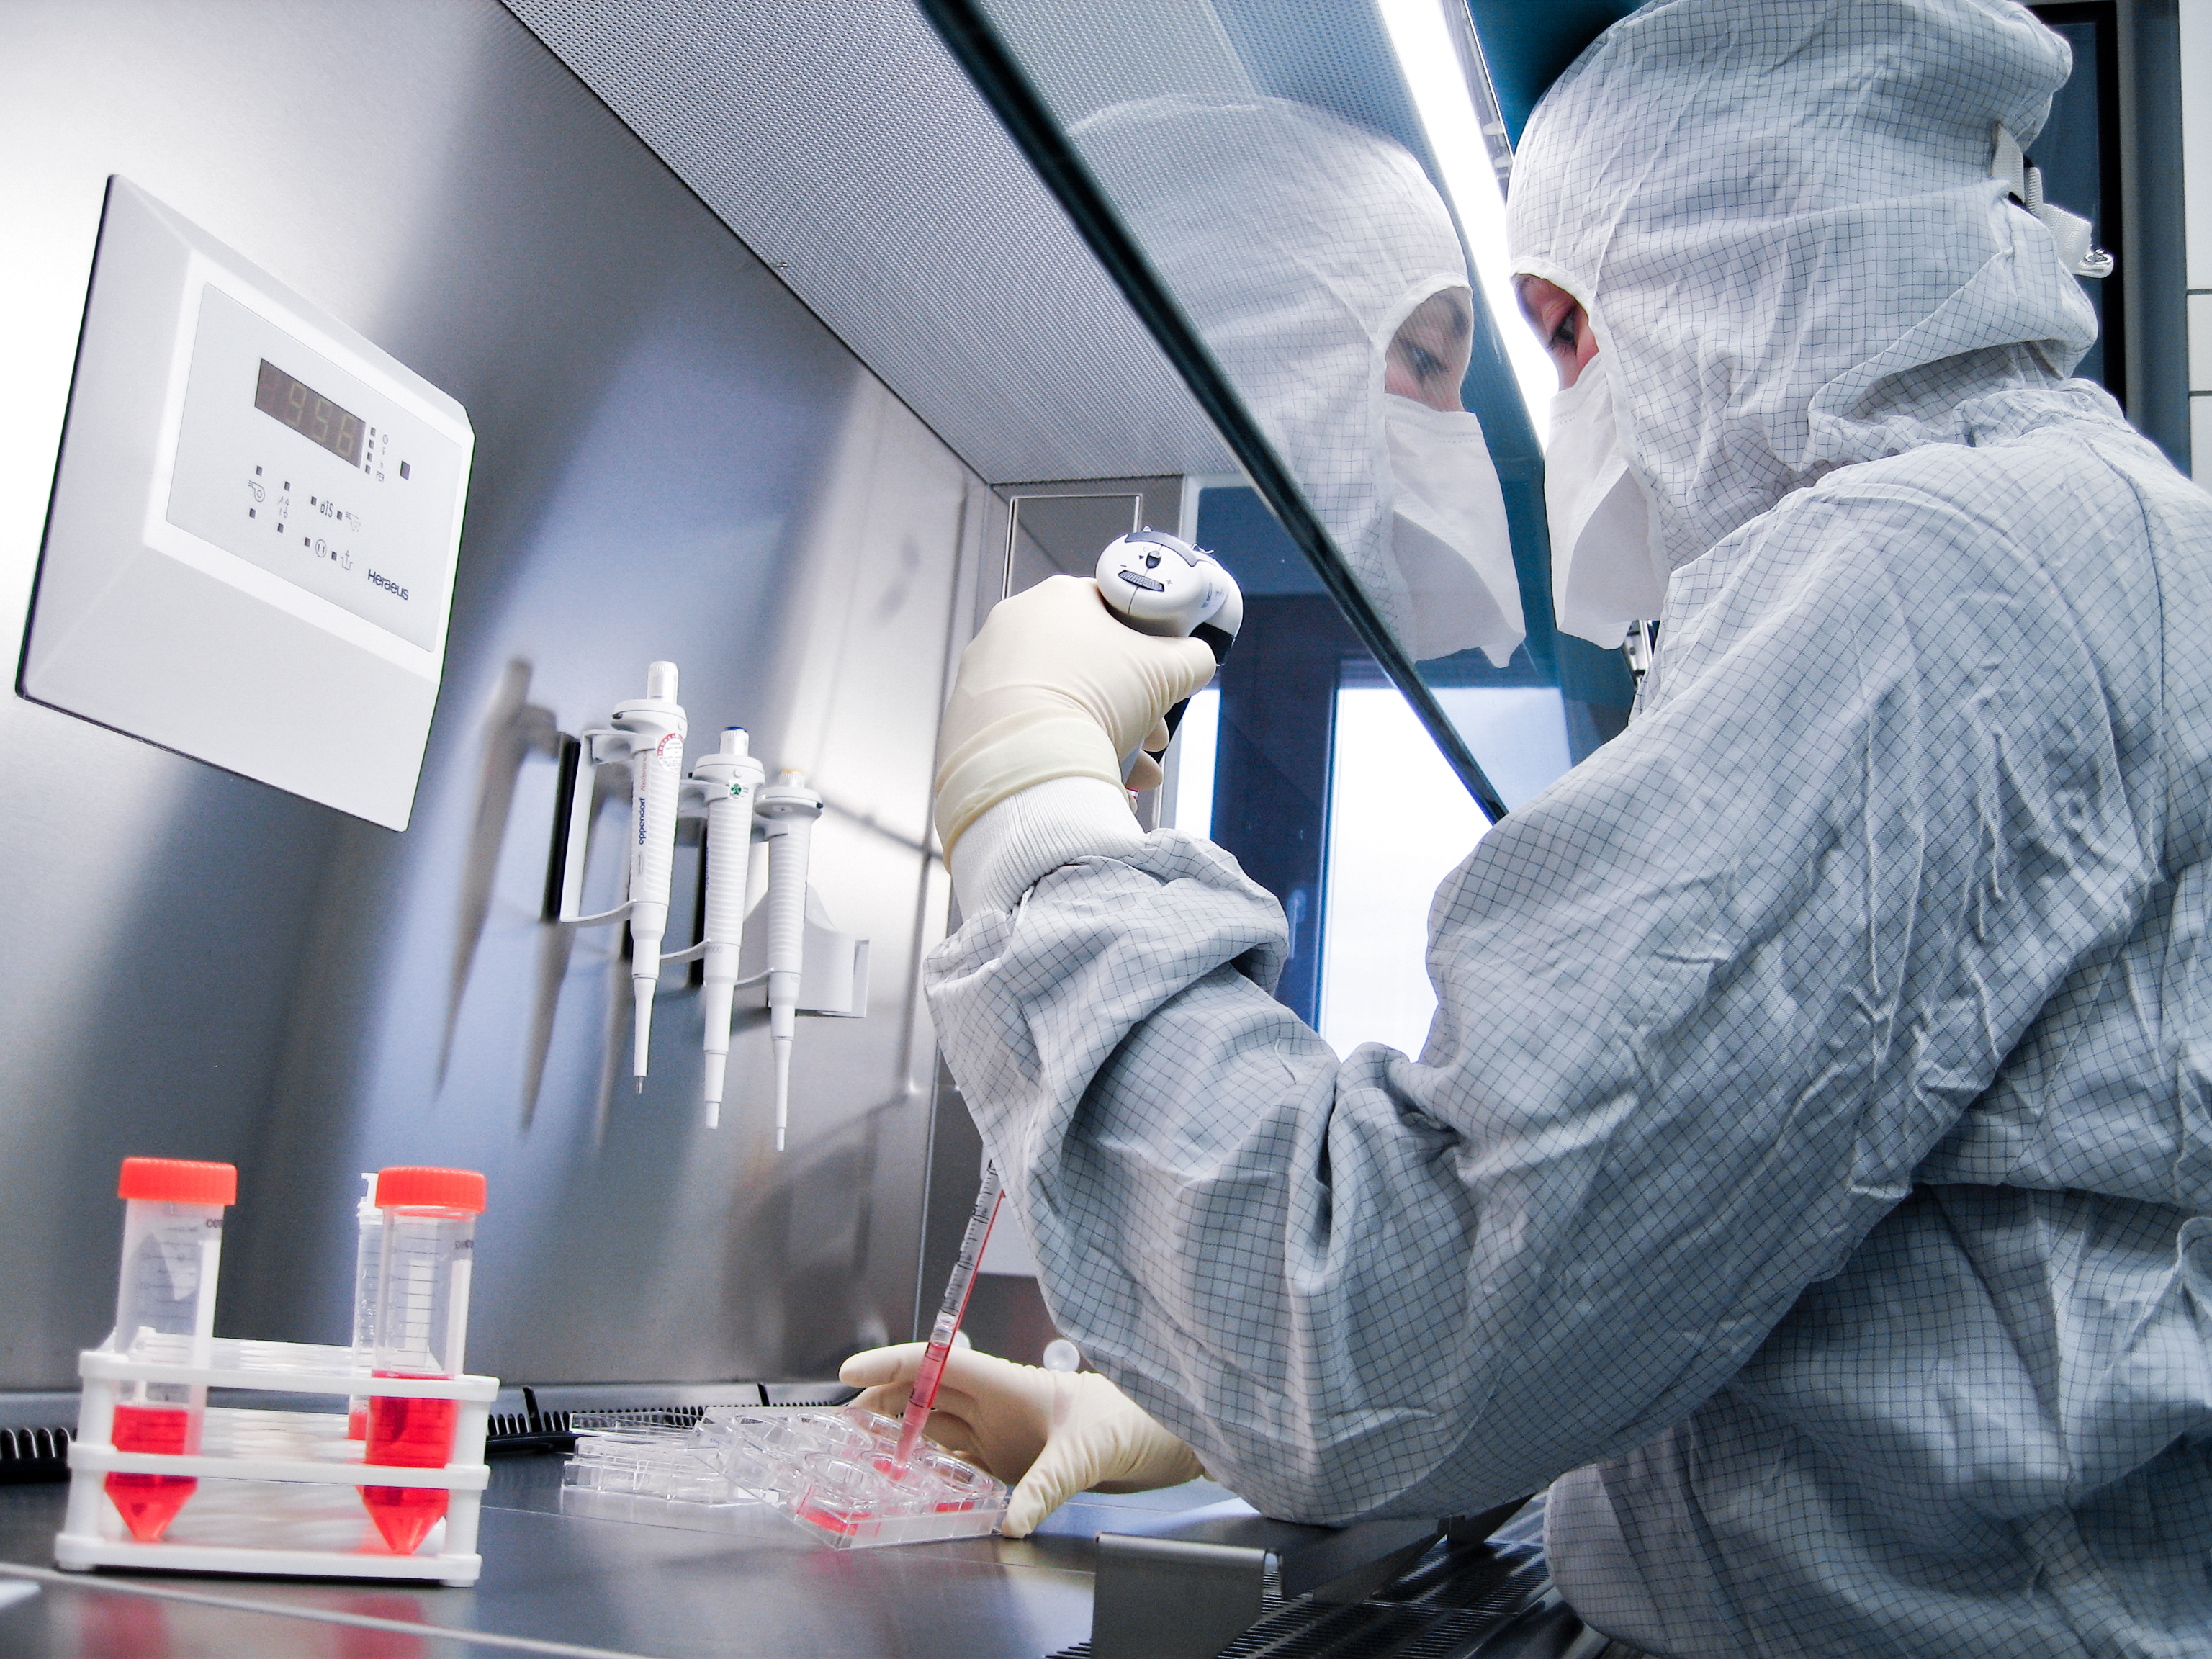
[498,0,1233,485]
[0,1426,72,1485]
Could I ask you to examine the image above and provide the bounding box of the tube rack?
[55,1337,497,1586]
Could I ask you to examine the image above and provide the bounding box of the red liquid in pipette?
[356,1375,457,1555]
[106,1404,197,1542]
[894,1339,956,1467]
[894,1179,1004,1469]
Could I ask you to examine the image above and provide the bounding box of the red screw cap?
[374,1166,487,1213]
[117,1158,238,1207]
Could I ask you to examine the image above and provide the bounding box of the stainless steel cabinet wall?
[0,0,982,1392]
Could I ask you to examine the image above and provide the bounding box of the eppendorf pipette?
[613,662,686,1093]
[689,728,763,1128]
[752,769,822,1150]
[894,1161,1004,1468]
[1092,531,1242,777]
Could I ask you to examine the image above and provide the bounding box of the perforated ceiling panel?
[500,0,1236,485]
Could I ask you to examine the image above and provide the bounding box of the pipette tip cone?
[634,1076,644,1094]
[701,1050,728,1126]
[773,1038,792,1153]
[631,977,655,1090]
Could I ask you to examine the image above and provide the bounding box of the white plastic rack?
[56,1336,497,1586]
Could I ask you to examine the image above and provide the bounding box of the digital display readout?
[253,359,364,466]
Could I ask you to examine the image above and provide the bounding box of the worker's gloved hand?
[839,1343,1205,1537]
[934,575,1217,855]
[1128,716,1176,795]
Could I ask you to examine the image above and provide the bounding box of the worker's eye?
[1550,314,1579,352]
[1402,342,1444,382]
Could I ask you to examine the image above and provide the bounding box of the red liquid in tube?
[106,1404,197,1542]
[354,1168,485,1558]
[357,1379,458,1554]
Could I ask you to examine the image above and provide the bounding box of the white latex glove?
[934,575,1217,855]
[839,1342,1206,1537]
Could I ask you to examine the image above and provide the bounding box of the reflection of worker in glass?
[1070,92,1522,668]
[850,3,2212,1654]
[1385,288,1477,410]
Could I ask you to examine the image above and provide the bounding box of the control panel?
[166,287,462,654]
[22,179,473,830]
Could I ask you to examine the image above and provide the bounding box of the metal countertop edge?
[0,1560,657,1659]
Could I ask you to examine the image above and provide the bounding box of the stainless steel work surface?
[0,1460,1254,1658]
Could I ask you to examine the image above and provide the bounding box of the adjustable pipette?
[613,662,686,1093]
[752,769,822,1150]
[894,1161,1004,1468]
[689,728,764,1128]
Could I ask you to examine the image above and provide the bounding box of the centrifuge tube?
[358,1166,485,1555]
[346,1173,380,1440]
[104,1156,236,1542]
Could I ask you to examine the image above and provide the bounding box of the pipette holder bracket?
[56,1338,498,1586]
[544,725,632,925]
[738,886,871,1019]
[543,734,870,1015]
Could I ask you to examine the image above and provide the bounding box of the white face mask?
[1380,395,1524,667]
[1544,361,1666,649]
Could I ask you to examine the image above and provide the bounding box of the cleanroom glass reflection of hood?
[1071,94,1524,666]
[1507,0,2097,573]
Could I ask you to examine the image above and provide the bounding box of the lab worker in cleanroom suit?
[850,1,2212,1653]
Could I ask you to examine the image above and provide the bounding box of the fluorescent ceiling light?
[1378,0,1559,442]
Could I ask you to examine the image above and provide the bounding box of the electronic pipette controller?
[1093,531,1240,778]
[1094,530,1241,658]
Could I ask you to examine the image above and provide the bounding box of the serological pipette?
[752,769,822,1150]
[689,728,763,1128]
[613,662,686,1093]
[894,1161,1004,1468]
